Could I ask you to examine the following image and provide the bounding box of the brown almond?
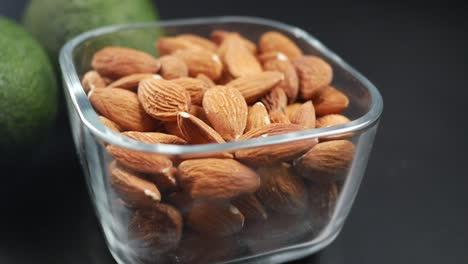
[98,116,122,133]
[257,51,289,64]
[156,37,203,55]
[196,73,216,87]
[81,70,106,93]
[263,58,299,103]
[162,105,211,139]
[91,46,160,79]
[109,161,161,208]
[294,140,355,182]
[177,158,260,200]
[177,112,225,144]
[223,36,262,78]
[261,86,288,113]
[256,163,307,215]
[189,105,211,125]
[316,114,350,128]
[259,31,303,60]
[269,110,290,124]
[138,78,191,121]
[122,131,187,145]
[211,30,257,54]
[285,103,302,120]
[159,55,189,80]
[146,167,179,192]
[203,86,248,141]
[232,194,268,221]
[172,77,209,105]
[308,182,339,230]
[166,191,194,216]
[245,102,270,132]
[173,49,223,80]
[89,88,158,132]
[106,145,173,175]
[313,86,349,116]
[290,101,316,129]
[107,73,158,90]
[294,55,333,99]
[177,34,218,52]
[129,203,183,254]
[187,201,244,237]
[163,121,184,139]
[226,71,284,104]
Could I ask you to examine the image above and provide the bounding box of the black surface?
[1,0,468,263]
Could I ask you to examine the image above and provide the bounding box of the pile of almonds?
[82,29,355,262]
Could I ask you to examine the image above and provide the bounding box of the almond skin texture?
[122,131,187,145]
[172,77,209,105]
[159,55,189,80]
[99,116,122,133]
[294,140,355,182]
[226,71,284,104]
[211,30,257,54]
[269,110,290,124]
[177,158,260,200]
[245,102,270,132]
[81,70,106,93]
[313,86,350,116]
[257,51,289,64]
[109,161,161,208]
[177,112,225,144]
[107,73,158,90]
[285,103,302,120]
[259,31,303,60]
[235,123,318,166]
[89,88,158,132]
[290,101,316,129]
[294,56,333,100]
[177,34,218,52]
[256,164,307,215]
[263,58,299,103]
[173,49,223,80]
[129,203,183,254]
[223,36,262,78]
[156,37,203,55]
[187,201,245,237]
[138,78,191,121]
[261,86,288,113]
[232,194,268,221]
[196,73,216,87]
[316,114,350,128]
[92,46,160,79]
[203,86,248,141]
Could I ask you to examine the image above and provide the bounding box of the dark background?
[1,0,468,263]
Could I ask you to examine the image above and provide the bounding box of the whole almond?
[109,161,161,208]
[308,182,339,230]
[172,77,209,105]
[122,131,187,145]
[245,102,270,132]
[235,123,318,166]
[211,30,257,54]
[263,58,299,103]
[269,110,290,124]
[256,163,307,215]
[232,194,268,221]
[257,51,289,64]
[138,78,191,121]
[177,34,218,52]
[173,49,223,80]
[261,86,288,112]
[285,103,302,120]
[316,114,350,128]
[259,31,303,60]
[294,55,333,100]
[313,86,350,116]
[81,70,106,93]
[226,71,284,104]
[129,203,183,254]
[107,73,159,90]
[203,86,248,141]
[223,36,262,78]
[92,46,160,79]
[177,158,260,200]
[290,101,316,129]
[159,55,189,80]
[177,112,225,144]
[187,201,244,237]
[294,140,355,182]
[156,37,203,55]
[99,116,122,133]
[196,73,216,87]
[89,88,158,132]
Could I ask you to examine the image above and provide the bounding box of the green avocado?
[0,17,58,154]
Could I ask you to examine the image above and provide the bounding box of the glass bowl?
[59,16,383,264]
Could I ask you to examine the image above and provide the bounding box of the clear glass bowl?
[59,16,383,264]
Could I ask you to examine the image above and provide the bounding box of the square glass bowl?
[59,16,383,264]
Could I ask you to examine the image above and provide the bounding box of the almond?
[163,121,184,139]
[235,123,318,166]
[159,55,189,79]
[245,102,270,132]
[138,78,191,121]
[107,73,159,90]
[256,163,307,215]
[294,55,333,99]
[129,203,183,253]
[257,51,289,64]
[156,37,203,55]
[313,86,349,116]
[166,191,194,216]
[122,131,187,145]
[98,116,122,133]
[173,49,223,80]
[261,86,288,112]
[189,105,211,125]
[177,112,225,144]
[196,73,215,87]
[269,110,290,124]
[223,36,262,78]
[285,103,302,120]
[294,140,355,182]
[146,167,179,192]
[316,114,350,128]
[259,31,303,60]
[211,30,257,54]
[187,201,244,237]
[177,158,260,200]
[226,71,284,104]
[308,182,339,230]
[263,58,299,103]
[232,194,268,221]
[290,101,316,129]
[203,86,248,141]
[177,34,218,52]
[172,77,209,105]
[81,70,106,93]
[89,88,158,132]
[92,46,160,79]
[109,161,161,208]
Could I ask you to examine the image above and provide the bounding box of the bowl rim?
[59,16,383,155]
